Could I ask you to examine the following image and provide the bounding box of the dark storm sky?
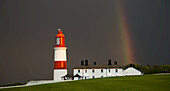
[0,0,170,85]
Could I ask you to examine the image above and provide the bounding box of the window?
[85,77,87,79]
[101,76,103,78]
[115,69,118,73]
[109,69,110,73]
[56,38,60,45]
[92,69,95,73]
[85,70,87,73]
[101,69,103,73]
[92,76,95,79]
[78,70,80,73]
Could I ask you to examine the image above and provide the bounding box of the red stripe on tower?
[54,61,67,69]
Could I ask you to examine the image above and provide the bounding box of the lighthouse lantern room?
[53,29,67,81]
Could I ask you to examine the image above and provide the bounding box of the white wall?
[54,69,67,81]
[74,67,142,80]
[123,67,142,75]
[54,47,67,61]
[74,68,124,79]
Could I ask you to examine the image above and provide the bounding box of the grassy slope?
[1,74,170,91]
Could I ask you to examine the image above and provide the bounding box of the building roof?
[74,64,122,69]
[62,74,82,77]
[74,74,82,77]
[61,74,70,78]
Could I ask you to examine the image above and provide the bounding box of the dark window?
[115,69,118,73]
[92,69,95,73]
[85,70,87,73]
[85,77,87,79]
[101,76,103,78]
[109,69,110,73]
[78,70,80,73]
[101,69,103,73]
[92,76,95,79]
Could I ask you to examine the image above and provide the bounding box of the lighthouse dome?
[56,30,65,37]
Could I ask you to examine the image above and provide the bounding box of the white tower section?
[54,47,67,61]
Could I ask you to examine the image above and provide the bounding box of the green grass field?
[1,74,170,91]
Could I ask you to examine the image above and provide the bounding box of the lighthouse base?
[54,69,67,81]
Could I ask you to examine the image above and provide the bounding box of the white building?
[73,65,142,80]
[124,67,142,75]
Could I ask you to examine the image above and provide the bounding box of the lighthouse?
[53,29,67,81]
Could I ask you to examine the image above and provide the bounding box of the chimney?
[85,60,88,66]
[130,64,133,67]
[108,59,111,65]
[130,64,135,68]
[114,61,117,65]
[93,62,96,65]
[81,60,84,66]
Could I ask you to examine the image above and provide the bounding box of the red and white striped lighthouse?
[53,29,67,81]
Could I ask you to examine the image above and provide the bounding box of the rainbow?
[115,0,135,64]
